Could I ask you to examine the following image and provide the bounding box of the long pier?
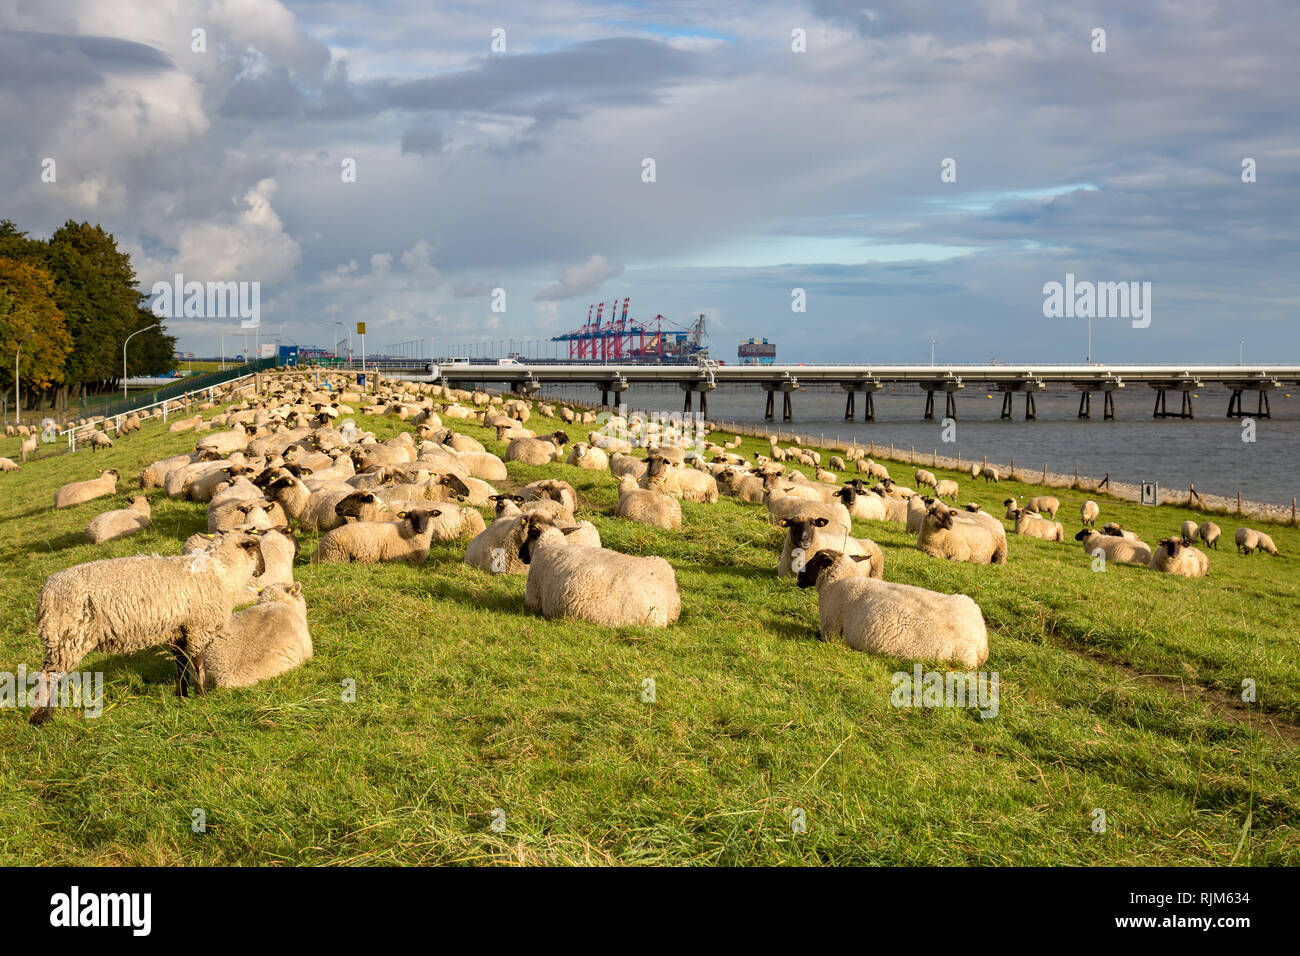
[361,361,1300,422]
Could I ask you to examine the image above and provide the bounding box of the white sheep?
[198,583,312,690]
[1235,527,1279,555]
[641,455,719,503]
[1081,500,1099,527]
[916,504,1008,564]
[1180,520,1199,545]
[616,475,682,529]
[29,533,263,723]
[1025,496,1060,518]
[777,515,884,580]
[1149,538,1210,577]
[54,469,120,509]
[1075,529,1151,566]
[85,496,152,544]
[1198,521,1221,550]
[914,469,937,490]
[796,550,989,668]
[519,518,681,628]
[0,457,20,472]
[1010,508,1064,542]
[312,509,441,565]
[933,479,959,501]
[566,442,609,471]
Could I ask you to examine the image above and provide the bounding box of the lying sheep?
[1075,529,1151,566]
[198,583,312,690]
[778,515,884,579]
[1010,508,1064,542]
[796,549,989,668]
[312,509,440,565]
[1081,500,1099,527]
[718,469,766,504]
[1101,522,1142,542]
[505,431,568,465]
[642,455,719,503]
[519,516,681,628]
[1235,527,1279,555]
[29,533,263,723]
[616,475,682,530]
[85,496,152,543]
[1149,538,1210,577]
[1198,521,1221,550]
[465,513,530,573]
[831,485,887,522]
[54,469,120,509]
[566,442,609,471]
[917,504,1008,564]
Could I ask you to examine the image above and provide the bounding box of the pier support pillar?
[844,389,855,421]
[1024,391,1037,420]
[1104,390,1116,420]
[1152,386,1195,419]
[763,381,796,422]
[1227,388,1272,419]
[945,390,958,420]
[999,390,1013,420]
[680,381,715,420]
[923,389,936,421]
[599,378,628,410]
[1078,390,1092,419]
[764,390,775,421]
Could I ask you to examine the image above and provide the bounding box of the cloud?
[400,123,446,155]
[534,254,623,301]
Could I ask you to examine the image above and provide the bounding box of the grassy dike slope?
[0,398,1297,865]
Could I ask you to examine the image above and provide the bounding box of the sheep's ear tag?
[779,518,790,527]
[397,511,407,518]
[203,533,216,539]
[815,517,829,527]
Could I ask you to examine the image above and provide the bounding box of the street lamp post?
[333,321,345,364]
[1240,340,1244,365]
[14,329,35,426]
[930,339,937,366]
[123,324,160,401]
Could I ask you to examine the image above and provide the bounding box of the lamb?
[518,516,681,628]
[1197,522,1221,550]
[1235,527,1279,555]
[1180,520,1199,545]
[641,455,719,503]
[1074,529,1152,566]
[1025,496,1060,518]
[566,442,609,471]
[1010,508,1064,542]
[29,533,264,723]
[1081,500,1100,527]
[778,515,884,579]
[916,504,1008,564]
[312,509,440,565]
[796,550,989,668]
[54,469,120,509]
[1149,538,1210,577]
[198,583,312,690]
[913,469,937,490]
[84,496,152,543]
[616,475,682,530]
[0,457,19,472]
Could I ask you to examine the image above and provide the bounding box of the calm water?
[537,383,1300,506]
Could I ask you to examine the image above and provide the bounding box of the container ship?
[738,337,776,365]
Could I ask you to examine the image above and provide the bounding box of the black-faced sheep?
[777,516,884,580]
[917,504,1008,564]
[1149,538,1210,577]
[312,509,441,565]
[1075,529,1151,566]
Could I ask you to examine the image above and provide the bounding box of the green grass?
[0,400,1297,865]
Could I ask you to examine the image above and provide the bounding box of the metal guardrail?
[58,371,262,453]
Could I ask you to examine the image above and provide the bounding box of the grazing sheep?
[829,456,846,471]
[1180,520,1199,545]
[199,583,312,690]
[1081,500,1099,527]
[917,504,1008,564]
[778,515,884,579]
[1025,496,1060,518]
[1235,527,1279,555]
[982,467,1000,483]
[88,431,113,451]
[519,517,681,628]
[54,469,119,509]
[1075,529,1151,566]
[796,550,989,668]
[1198,522,1221,550]
[933,479,959,501]
[29,533,264,723]
[914,469,937,490]
[312,509,441,565]
[1010,508,1064,542]
[0,457,19,472]
[616,475,682,530]
[969,463,981,480]
[1149,538,1210,577]
[84,496,152,543]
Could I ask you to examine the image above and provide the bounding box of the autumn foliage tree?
[0,257,74,413]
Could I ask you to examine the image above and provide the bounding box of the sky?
[1,0,1297,365]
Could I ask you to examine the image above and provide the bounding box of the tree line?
[0,219,176,413]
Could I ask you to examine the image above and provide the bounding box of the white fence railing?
[58,373,261,453]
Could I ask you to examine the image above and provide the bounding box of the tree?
[0,258,74,410]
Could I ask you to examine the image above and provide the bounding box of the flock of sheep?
[12,371,1284,724]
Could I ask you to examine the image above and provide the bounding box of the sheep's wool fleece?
[525,544,681,628]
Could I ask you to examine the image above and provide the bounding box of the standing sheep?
[933,479,959,501]
[1235,528,1279,555]
[1180,520,1199,545]
[1025,496,1060,518]
[1080,500,1099,527]
[1198,522,1221,550]
[29,533,263,723]
[914,469,937,490]
[796,550,989,668]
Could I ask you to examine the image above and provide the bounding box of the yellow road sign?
[356,322,366,335]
